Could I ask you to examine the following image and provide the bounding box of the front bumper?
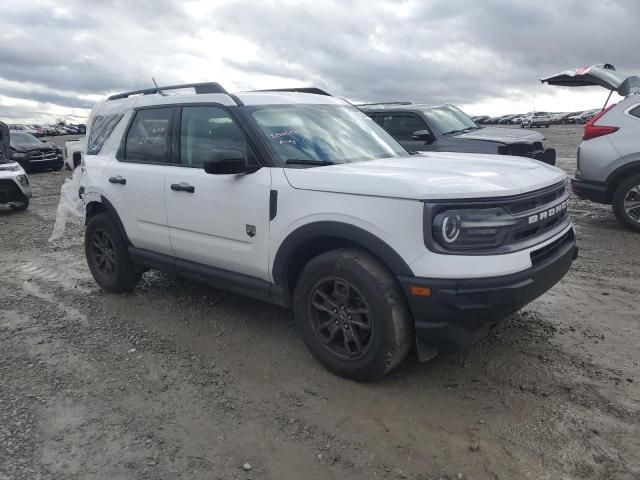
[13,152,63,170]
[398,228,577,351]
[571,177,608,204]
[0,177,31,204]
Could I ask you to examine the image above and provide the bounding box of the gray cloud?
[1,0,639,123]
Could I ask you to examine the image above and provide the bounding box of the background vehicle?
[80,83,576,380]
[9,124,41,136]
[9,130,63,172]
[0,122,31,210]
[575,109,599,124]
[542,63,640,231]
[64,138,85,170]
[360,102,556,164]
[521,111,551,128]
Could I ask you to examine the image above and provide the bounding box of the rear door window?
[123,107,174,164]
[381,114,428,140]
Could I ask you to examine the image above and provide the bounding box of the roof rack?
[252,87,332,96]
[357,101,413,107]
[107,82,228,101]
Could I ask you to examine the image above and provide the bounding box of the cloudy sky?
[1,0,639,124]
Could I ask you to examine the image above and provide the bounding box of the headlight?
[12,152,27,159]
[432,207,517,251]
[17,174,29,186]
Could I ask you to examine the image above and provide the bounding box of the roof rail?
[252,87,332,96]
[107,82,228,101]
[357,101,413,107]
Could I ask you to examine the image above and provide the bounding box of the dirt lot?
[1,127,638,480]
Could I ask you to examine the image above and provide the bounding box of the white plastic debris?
[49,167,85,242]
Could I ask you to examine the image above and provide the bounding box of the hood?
[283,153,566,201]
[454,127,544,144]
[0,162,25,176]
[541,63,640,96]
[10,141,56,152]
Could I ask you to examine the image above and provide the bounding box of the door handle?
[170,183,195,193]
[108,176,126,185]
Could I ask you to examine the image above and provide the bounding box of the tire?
[85,212,142,292]
[545,124,550,128]
[52,162,63,171]
[520,122,524,128]
[293,248,413,381]
[10,196,29,211]
[612,175,640,233]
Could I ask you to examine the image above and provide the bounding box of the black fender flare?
[85,195,132,246]
[271,221,414,288]
[606,159,640,199]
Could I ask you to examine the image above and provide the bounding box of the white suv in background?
[80,83,577,380]
[521,111,551,128]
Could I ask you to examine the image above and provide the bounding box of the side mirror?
[203,150,260,175]
[412,129,433,141]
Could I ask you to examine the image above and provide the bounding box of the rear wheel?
[293,249,413,381]
[52,162,63,172]
[612,175,640,232]
[85,212,142,292]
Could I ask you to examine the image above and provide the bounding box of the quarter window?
[179,106,256,168]
[87,113,123,155]
[629,104,640,119]
[381,114,428,140]
[123,108,173,163]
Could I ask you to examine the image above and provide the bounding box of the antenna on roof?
[152,77,167,96]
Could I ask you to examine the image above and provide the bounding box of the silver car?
[542,64,640,232]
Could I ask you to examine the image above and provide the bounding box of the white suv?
[80,83,577,380]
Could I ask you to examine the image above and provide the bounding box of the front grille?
[0,179,19,193]
[0,179,21,203]
[530,229,574,266]
[509,182,566,215]
[509,183,569,242]
[28,149,58,161]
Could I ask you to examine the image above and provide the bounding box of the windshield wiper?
[285,159,335,166]
[445,126,479,135]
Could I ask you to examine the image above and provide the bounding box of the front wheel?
[293,249,413,381]
[612,175,640,232]
[85,212,142,292]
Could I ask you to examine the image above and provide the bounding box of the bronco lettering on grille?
[527,201,568,225]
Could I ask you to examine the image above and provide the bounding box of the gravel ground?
[0,128,638,480]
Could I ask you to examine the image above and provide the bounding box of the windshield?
[422,105,478,135]
[247,104,409,166]
[10,131,40,145]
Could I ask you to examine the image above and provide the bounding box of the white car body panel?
[283,153,566,200]
[165,166,273,280]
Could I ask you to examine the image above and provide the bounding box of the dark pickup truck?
[360,103,556,165]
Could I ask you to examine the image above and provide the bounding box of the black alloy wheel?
[308,277,373,361]
[90,229,117,278]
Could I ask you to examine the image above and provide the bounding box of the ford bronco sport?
[80,83,578,380]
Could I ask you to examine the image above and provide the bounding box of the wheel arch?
[271,221,414,305]
[85,195,131,246]
[606,159,640,201]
